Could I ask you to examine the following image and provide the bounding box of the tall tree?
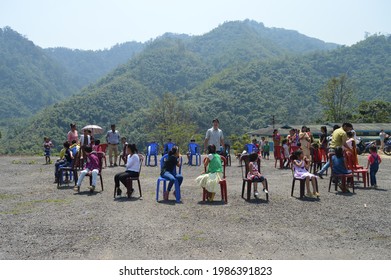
[143,93,198,151]
[319,74,355,122]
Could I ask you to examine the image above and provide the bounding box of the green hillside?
[1,21,389,155]
[0,27,78,120]
[44,41,144,87]
[183,34,391,134]
[186,19,338,71]
[0,27,144,122]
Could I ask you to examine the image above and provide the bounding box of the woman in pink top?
[67,123,79,144]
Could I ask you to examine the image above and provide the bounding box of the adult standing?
[67,123,79,145]
[287,129,297,148]
[319,126,328,162]
[272,129,281,160]
[316,122,354,178]
[204,118,224,154]
[80,129,92,162]
[319,126,328,150]
[379,129,387,151]
[106,124,120,167]
[272,129,281,147]
[80,129,91,148]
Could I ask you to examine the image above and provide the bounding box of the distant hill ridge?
[1,21,390,154]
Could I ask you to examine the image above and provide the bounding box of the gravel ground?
[0,154,390,260]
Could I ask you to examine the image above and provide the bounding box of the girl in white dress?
[292,150,319,198]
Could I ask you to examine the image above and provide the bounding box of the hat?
[212,118,219,123]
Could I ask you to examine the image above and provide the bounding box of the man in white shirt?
[204,118,224,153]
[106,124,120,167]
[379,129,387,150]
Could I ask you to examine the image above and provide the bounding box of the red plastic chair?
[240,154,269,201]
[345,151,369,188]
[310,147,323,174]
[202,155,228,203]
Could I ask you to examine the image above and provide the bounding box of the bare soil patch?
[1,154,390,260]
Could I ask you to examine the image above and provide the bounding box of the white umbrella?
[81,125,104,135]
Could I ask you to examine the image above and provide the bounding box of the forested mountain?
[184,35,391,134]
[1,21,389,154]
[0,27,78,120]
[186,20,338,71]
[0,27,144,122]
[44,41,144,86]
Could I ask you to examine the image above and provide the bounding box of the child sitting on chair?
[196,144,222,202]
[161,146,183,200]
[247,152,268,198]
[54,141,74,183]
[74,146,100,193]
[331,146,352,192]
[292,150,319,198]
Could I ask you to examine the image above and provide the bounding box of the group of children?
[47,127,382,200]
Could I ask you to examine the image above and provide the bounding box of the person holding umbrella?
[106,124,121,167]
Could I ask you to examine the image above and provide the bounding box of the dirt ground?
[0,153,390,260]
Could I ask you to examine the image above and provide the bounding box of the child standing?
[259,137,265,158]
[247,153,268,198]
[196,144,223,201]
[292,150,319,198]
[367,146,381,188]
[74,146,100,193]
[43,137,54,164]
[282,139,290,168]
[263,140,270,160]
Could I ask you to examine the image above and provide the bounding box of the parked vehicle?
[383,138,391,156]
[356,137,376,155]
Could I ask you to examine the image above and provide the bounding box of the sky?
[0,0,390,50]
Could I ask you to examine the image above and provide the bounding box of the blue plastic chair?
[245,143,259,154]
[163,141,175,155]
[188,142,201,166]
[156,154,182,203]
[57,153,79,188]
[145,142,159,166]
[244,143,255,154]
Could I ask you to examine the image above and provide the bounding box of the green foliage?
[45,41,144,86]
[124,93,199,153]
[229,134,251,154]
[354,100,391,123]
[0,27,79,120]
[0,27,144,121]
[319,74,355,122]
